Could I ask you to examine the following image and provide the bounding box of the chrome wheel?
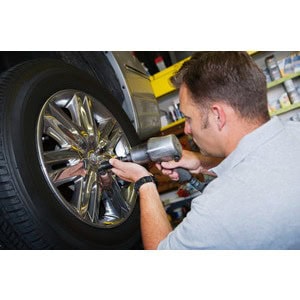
[36,89,137,228]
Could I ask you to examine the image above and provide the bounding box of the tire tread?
[0,64,56,249]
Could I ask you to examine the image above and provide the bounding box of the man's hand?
[109,158,151,183]
[110,158,172,250]
[156,150,220,181]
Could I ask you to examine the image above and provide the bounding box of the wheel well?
[0,51,58,74]
[0,51,125,107]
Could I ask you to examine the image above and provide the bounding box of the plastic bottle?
[173,100,183,119]
[141,62,150,76]
[155,56,166,71]
[168,106,177,122]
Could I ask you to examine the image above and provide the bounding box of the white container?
[288,90,300,104]
[284,79,296,93]
[155,56,166,71]
[160,115,168,127]
[279,93,291,108]
[268,98,281,113]
[168,105,177,122]
[292,54,300,72]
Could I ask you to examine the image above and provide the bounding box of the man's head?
[171,52,270,157]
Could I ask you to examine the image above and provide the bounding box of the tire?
[0,59,142,249]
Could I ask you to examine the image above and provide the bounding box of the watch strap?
[134,175,156,193]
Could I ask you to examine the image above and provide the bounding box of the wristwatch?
[134,175,157,193]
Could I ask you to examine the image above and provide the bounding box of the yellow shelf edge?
[267,72,300,89]
[247,51,259,56]
[160,118,185,131]
[150,57,191,80]
[270,102,300,116]
[151,51,257,81]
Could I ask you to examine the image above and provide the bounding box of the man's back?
[158,117,300,249]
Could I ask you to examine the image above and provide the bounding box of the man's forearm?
[139,182,172,250]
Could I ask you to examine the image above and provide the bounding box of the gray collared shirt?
[158,117,300,249]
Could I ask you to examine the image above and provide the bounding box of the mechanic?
[110,51,300,250]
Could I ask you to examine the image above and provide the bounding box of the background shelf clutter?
[263,52,300,116]
[151,51,300,132]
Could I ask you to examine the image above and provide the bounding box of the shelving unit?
[160,118,185,132]
[267,72,300,117]
[150,51,259,99]
[161,91,300,134]
[152,52,263,133]
[267,72,300,89]
[269,102,300,116]
[155,58,300,134]
[150,57,190,98]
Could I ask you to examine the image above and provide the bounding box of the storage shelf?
[267,72,300,89]
[161,190,201,207]
[150,58,190,98]
[269,102,300,116]
[161,102,300,132]
[158,53,300,133]
[160,118,185,131]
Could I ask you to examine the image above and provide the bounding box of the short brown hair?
[171,51,269,122]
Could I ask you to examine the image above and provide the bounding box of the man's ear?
[211,104,226,130]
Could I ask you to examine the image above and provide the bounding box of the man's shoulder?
[285,119,300,133]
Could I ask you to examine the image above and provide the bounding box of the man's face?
[179,84,222,157]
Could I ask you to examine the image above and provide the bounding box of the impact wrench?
[98,134,210,193]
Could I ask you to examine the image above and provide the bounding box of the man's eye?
[185,117,191,124]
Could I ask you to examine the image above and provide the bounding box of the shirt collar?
[210,117,284,177]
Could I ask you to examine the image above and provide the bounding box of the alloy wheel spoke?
[95,118,117,152]
[102,190,122,221]
[99,118,117,140]
[87,183,102,222]
[82,96,98,140]
[100,177,130,222]
[111,177,130,215]
[47,102,87,147]
[65,93,84,128]
[79,169,97,216]
[106,127,123,153]
[43,114,83,150]
[71,177,84,211]
[65,94,96,140]
[43,148,81,165]
[49,163,85,186]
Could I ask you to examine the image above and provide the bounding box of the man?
[110,52,300,249]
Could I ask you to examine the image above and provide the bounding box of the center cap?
[86,151,111,170]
